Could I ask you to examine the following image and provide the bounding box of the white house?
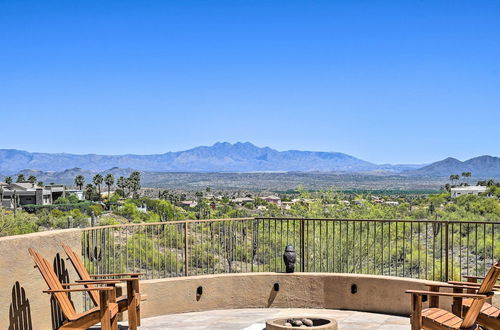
[231,197,255,204]
[450,186,488,198]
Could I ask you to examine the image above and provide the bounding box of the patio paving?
[121,308,410,329]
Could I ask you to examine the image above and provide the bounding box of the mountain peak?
[0,144,375,173]
[410,155,500,177]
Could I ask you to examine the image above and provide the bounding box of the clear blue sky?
[1,1,499,164]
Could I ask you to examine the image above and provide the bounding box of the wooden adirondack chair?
[406,260,500,330]
[447,274,500,329]
[61,243,143,330]
[28,248,119,330]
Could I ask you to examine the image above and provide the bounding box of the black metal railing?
[81,217,500,282]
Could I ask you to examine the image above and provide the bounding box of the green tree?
[84,184,98,201]
[117,176,127,197]
[93,174,103,199]
[449,174,460,186]
[461,172,472,185]
[16,174,25,183]
[128,171,141,198]
[74,175,85,190]
[37,181,44,187]
[27,175,37,186]
[5,176,12,185]
[104,174,115,201]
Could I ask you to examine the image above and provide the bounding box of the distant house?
[231,197,255,204]
[0,181,61,207]
[65,189,84,200]
[384,201,399,206]
[450,186,488,198]
[262,195,281,205]
[180,200,198,208]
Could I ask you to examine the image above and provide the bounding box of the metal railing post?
[444,221,449,281]
[184,222,189,276]
[300,218,305,272]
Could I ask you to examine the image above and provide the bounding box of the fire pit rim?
[265,316,337,330]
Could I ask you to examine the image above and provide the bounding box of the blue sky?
[1,1,499,164]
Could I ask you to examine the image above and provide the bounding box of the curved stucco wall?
[0,229,82,329]
[137,272,451,318]
[0,229,465,328]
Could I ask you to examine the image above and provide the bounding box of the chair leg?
[452,287,463,317]
[127,280,138,330]
[100,290,111,330]
[109,289,118,330]
[411,294,422,330]
[134,280,141,326]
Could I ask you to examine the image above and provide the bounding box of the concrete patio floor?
[121,308,410,329]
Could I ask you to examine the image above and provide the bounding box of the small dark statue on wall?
[283,245,296,273]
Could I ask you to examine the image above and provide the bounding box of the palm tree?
[74,175,85,190]
[93,174,103,199]
[16,174,25,182]
[128,171,141,198]
[37,181,44,187]
[5,176,12,185]
[461,172,472,185]
[117,176,127,197]
[125,178,132,197]
[27,175,37,187]
[104,174,115,201]
[84,184,95,200]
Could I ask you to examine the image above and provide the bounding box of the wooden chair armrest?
[43,287,115,293]
[61,282,97,287]
[463,275,485,280]
[448,281,500,289]
[425,283,483,291]
[463,275,500,282]
[405,290,490,299]
[89,273,143,278]
[74,279,121,284]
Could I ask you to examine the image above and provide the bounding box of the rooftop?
[450,185,488,191]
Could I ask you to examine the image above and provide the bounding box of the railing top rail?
[255,217,500,225]
[81,217,256,230]
[82,216,500,231]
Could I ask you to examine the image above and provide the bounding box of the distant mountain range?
[0,142,498,178]
[409,156,500,177]
[0,142,408,173]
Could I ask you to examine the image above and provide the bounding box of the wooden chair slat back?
[462,260,500,328]
[62,243,100,306]
[28,248,77,319]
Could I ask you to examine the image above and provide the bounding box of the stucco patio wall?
[138,272,453,318]
[0,229,82,329]
[2,229,485,328]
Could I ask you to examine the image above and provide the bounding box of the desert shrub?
[67,194,80,203]
[90,204,103,216]
[0,209,38,237]
[22,201,93,213]
[191,243,218,269]
[54,197,69,204]
[117,202,141,222]
[125,233,181,273]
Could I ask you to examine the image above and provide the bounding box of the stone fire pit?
[266,317,337,330]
